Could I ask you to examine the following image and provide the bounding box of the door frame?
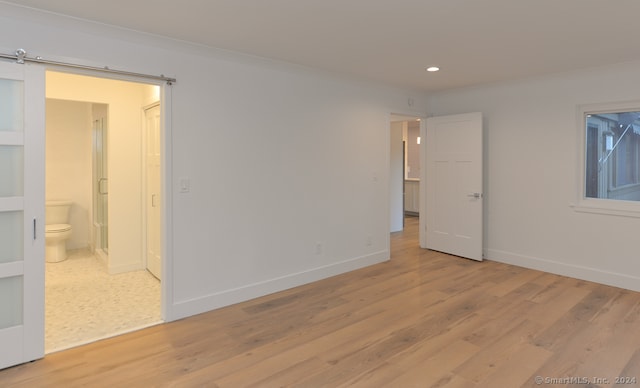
[391,111,483,256]
[419,117,427,248]
[43,66,174,321]
[388,113,426,242]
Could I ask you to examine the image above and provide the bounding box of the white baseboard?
[169,250,389,321]
[486,248,640,292]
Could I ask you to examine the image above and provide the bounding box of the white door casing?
[425,112,483,261]
[145,104,161,280]
[0,61,45,369]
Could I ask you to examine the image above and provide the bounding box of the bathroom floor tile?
[45,249,161,353]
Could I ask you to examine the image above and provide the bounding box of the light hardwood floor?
[2,216,640,387]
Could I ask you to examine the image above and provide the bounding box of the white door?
[425,112,483,261]
[145,104,161,280]
[0,61,45,369]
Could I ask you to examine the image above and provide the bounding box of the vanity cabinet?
[404,180,419,215]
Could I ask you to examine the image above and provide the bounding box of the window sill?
[570,200,640,218]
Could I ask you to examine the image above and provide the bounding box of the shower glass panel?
[93,117,108,254]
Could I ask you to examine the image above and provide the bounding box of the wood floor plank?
[167,283,439,386]
[2,215,640,387]
[475,342,552,387]
[617,349,640,387]
[453,319,545,383]
[532,286,618,352]
[381,340,480,388]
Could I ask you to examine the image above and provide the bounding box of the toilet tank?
[45,200,72,225]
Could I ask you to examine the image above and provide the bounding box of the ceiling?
[5,0,640,92]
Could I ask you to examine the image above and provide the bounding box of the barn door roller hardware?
[1,48,176,85]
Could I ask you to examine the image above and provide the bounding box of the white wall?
[45,99,92,250]
[0,3,427,320]
[390,122,404,232]
[406,121,420,180]
[428,61,640,291]
[46,73,157,274]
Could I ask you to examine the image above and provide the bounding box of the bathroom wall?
[45,99,92,250]
[143,85,161,108]
[46,73,158,274]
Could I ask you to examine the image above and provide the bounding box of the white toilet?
[45,200,73,263]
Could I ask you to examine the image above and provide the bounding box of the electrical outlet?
[315,242,323,255]
[366,236,372,246]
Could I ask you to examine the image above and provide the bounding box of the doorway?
[390,114,422,233]
[44,71,163,352]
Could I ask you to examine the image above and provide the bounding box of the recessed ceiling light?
[426,66,440,72]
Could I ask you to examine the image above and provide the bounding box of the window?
[575,102,640,217]
[585,111,640,201]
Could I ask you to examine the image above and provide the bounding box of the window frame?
[574,101,640,218]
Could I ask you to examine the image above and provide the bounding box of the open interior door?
[145,104,162,280]
[0,60,45,369]
[425,112,483,261]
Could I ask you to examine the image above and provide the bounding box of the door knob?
[467,192,482,199]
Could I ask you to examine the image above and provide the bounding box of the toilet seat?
[46,223,71,233]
